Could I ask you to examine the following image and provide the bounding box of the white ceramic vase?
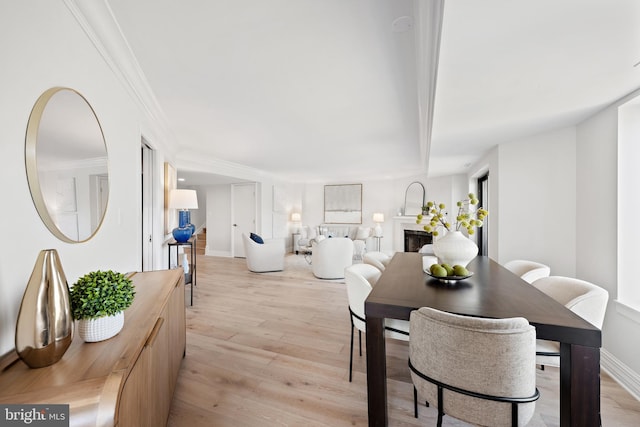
[433,231,478,268]
[78,311,124,342]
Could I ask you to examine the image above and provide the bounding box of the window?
[617,96,640,319]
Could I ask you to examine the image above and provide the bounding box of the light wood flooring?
[167,252,640,426]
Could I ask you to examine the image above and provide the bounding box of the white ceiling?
[105,0,640,185]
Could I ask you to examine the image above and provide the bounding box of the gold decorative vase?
[15,249,73,368]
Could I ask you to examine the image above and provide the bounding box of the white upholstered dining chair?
[344,263,409,382]
[362,251,391,272]
[504,259,551,284]
[531,276,609,369]
[409,307,539,426]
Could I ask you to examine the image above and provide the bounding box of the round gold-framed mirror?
[25,87,109,243]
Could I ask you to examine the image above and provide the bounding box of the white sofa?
[311,237,354,279]
[297,225,370,259]
[242,233,285,273]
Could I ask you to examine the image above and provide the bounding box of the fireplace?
[404,230,432,252]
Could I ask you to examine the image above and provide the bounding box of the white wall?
[497,127,577,276]
[468,127,578,275]
[576,90,640,386]
[465,110,640,393]
[0,2,166,354]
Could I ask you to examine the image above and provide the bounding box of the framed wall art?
[324,184,362,224]
[164,162,177,234]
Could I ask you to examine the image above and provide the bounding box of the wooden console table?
[0,269,186,427]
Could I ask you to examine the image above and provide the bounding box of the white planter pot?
[78,311,124,342]
[433,231,478,268]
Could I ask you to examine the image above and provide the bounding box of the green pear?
[440,263,454,276]
[453,265,469,276]
[430,264,448,277]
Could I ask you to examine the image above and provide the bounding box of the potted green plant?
[416,193,488,267]
[70,270,135,342]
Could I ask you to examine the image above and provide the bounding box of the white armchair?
[242,234,285,273]
[311,237,354,279]
[296,225,317,253]
[352,226,371,260]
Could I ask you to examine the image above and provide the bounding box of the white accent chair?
[363,251,391,272]
[345,263,409,382]
[531,276,609,369]
[241,234,285,273]
[504,259,551,284]
[311,237,354,279]
[352,226,371,260]
[296,225,317,253]
[409,307,539,426]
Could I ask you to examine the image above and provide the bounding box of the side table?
[372,236,383,251]
[168,236,196,306]
[292,232,301,254]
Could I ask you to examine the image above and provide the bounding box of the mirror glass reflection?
[403,181,426,216]
[26,88,108,243]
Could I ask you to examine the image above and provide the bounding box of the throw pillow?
[356,226,370,240]
[250,232,264,244]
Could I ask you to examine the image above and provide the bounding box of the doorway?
[141,141,154,271]
[232,183,257,257]
[477,173,489,256]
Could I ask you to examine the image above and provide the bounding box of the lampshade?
[291,212,301,222]
[169,189,198,209]
[373,213,384,223]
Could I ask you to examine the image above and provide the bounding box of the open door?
[141,141,154,270]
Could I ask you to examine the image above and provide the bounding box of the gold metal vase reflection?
[15,249,73,368]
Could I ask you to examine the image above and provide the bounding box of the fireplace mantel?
[392,216,429,252]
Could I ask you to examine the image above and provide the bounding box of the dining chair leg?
[414,386,418,418]
[349,325,354,382]
[358,330,362,356]
[437,386,444,427]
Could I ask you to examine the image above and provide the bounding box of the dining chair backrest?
[409,307,538,426]
[504,259,550,284]
[363,251,391,272]
[345,264,381,332]
[532,276,609,329]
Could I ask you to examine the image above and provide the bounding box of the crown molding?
[63,0,276,181]
[63,0,175,157]
[413,0,445,177]
[175,152,277,184]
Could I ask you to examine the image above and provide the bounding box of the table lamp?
[373,213,384,237]
[291,212,301,233]
[169,189,198,242]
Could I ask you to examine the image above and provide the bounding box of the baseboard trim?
[205,249,232,257]
[601,348,640,401]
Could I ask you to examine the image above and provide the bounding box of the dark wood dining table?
[364,253,601,427]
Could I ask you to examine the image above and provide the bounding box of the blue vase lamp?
[169,189,199,243]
